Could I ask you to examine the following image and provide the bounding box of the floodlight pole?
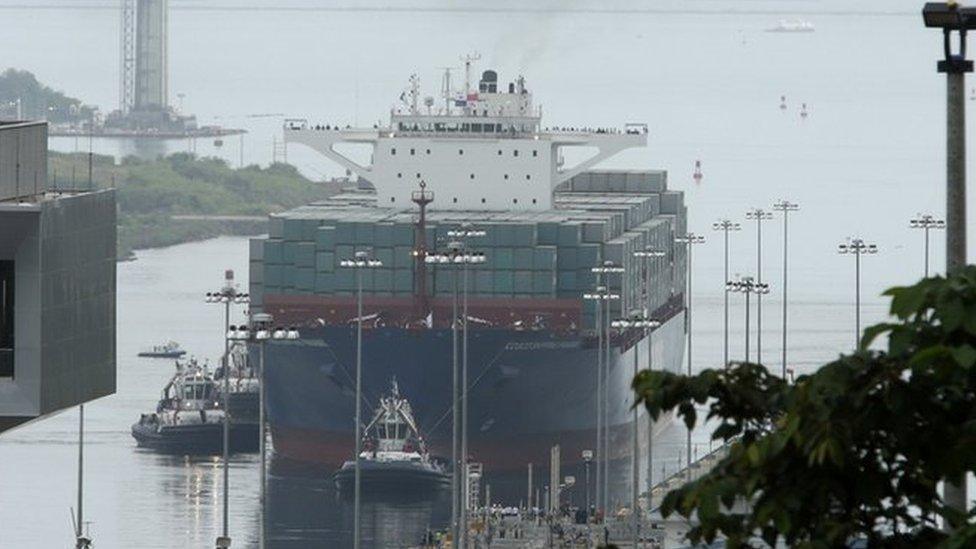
[923,3,973,527]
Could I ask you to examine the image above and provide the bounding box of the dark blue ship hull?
[263,313,685,505]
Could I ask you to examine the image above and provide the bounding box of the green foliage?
[633,267,976,548]
[0,68,94,123]
[48,151,337,257]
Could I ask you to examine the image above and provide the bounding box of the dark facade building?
[0,121,116,433]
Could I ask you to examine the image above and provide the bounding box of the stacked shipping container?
[250,170,686,331]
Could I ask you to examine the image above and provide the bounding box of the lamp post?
[726,276,770,362]
[339,251,383,549]
[226,317,299,548]
[632,247,667,494]
[744,209,773,365]
[772,200,799,379]
[205,271,249,549]
[611,315,661,549]
[583,284,620,515]
[446,226,486,542]
[590,261,625,514]
[909,214,946,278]
[711,221,741,369]
[582,449,593,515]
[923,2,976,527]
[675,233,705,469]
[426,242,486,545]
[837,238,878,350]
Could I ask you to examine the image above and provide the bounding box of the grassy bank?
[48,152,340,258]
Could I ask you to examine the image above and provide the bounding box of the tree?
[632,267,976,548]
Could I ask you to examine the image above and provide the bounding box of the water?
[0,0,965,546]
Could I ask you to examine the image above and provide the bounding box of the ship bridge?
[283,67,647,211]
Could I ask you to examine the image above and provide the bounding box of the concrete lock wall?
[0,189,116,432]
[0,122,48,202]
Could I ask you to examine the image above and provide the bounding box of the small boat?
[334,380,449,493]
[766,20,815,33]
[131,358,258,454]
[137,341,186,358]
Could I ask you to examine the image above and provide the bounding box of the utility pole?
[909,214,946,278]
[745,209,773,364]
[922,2,974,527]
[711,221,740,368]
[675,234,705,469]
[772,200,799,379]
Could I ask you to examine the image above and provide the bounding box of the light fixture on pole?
[446,226,486,544]
[744,209,773,365]
[837,238,878,350]
[674,233,704,469]
[590,261,624,515]
[582,449,593,514]
[632,247,668,494]
[226,316,299,549]
[582,284,620,515]
[726,276,770,363]
[611,315,661,549]
[711,220,741,369]
[205,270,249,549]
[426,241,485,545]
[772,200,799,380]
[922,2,975,527]
[339,250,383,549]
[909,214,945,277]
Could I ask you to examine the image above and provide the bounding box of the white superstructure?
[285,65,647,211]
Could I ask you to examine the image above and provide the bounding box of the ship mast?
[461,52,481,114]
[411,181,434,323]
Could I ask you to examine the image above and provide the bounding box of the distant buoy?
[214,138,224,147]
[800,103,808,119]
[779,95,787,111]
[693,160,703,183]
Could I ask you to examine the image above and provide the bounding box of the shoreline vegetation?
[48,151,342,260]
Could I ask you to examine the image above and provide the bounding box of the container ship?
[249,66,688,506]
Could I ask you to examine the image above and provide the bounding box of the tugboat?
[216,343,260,425]
[137,341,186,358]
[131,358,258,454]
[334,380,449,493]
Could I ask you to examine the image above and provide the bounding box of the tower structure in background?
[120,0,168,114]
[134,0,168,112]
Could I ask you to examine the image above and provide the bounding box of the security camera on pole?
[205,270,250,549]
[339,250,383,549]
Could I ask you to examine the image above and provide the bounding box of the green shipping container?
[283,219,303,241]
[394,270,414,294]
[296,267,315,291]
[316,226,336,250]
[283,242,298,264]
[534,247,556,270]
[514,271,532,293]
[532,271,554,294]
[514,248,534,270]
[315,272,334,293]
[394,246,414,269]
[493,271,514,294]
[263,239,284,264]
[316,251,335,272]
[295,243,316,268]
[493,248,513,270]
[374,269,393,293]
[537,222,560,245]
